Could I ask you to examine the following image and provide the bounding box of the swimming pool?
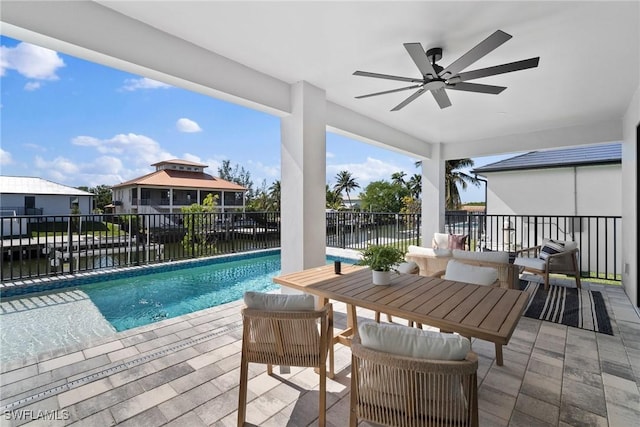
[84,252,283,331]
[0,250,357,363]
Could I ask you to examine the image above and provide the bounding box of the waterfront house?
[0,176,93,216]
[111,159,247,214]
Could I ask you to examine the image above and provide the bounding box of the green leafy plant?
[357,245,405,272]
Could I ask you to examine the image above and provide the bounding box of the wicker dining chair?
[237,302,333,427]
[350,334,478,427]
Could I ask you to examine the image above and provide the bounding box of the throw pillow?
[358,322,470,360]
[539,240,566,260]
[244,291,315,311]
[432,233,450,249]
[448,234,468,250]
[444,259,498,286]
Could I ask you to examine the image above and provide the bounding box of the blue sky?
[1,36,512,203]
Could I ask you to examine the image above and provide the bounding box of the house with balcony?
[0,176,93,216]
[111,159,247,214]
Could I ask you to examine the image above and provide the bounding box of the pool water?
[0,252,357,363]
[84,253,282,331]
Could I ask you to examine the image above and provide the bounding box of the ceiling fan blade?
[440,30,512,78]
[451,57,540,82]
[355,84,423,99]
[446,82,507,94]
[353,70,422,83]
[431,87,452,109]
[404,43,439,79]
[391,88,427,111]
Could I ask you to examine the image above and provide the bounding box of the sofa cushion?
[452,249,509,264]
[244,291,315,311]
[359,322,470,360]
[432,233,451,249]
[514,256,546,270]
[448,234,468,250]
[443,259,498,286]
[407,245,452,257]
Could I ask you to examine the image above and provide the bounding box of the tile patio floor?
[1,277,639,426]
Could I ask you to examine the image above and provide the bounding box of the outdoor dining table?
[273,263,529,367]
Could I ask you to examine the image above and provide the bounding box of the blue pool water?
[76,253,355,331]
[84,253,281,331]
[0,252,357,363]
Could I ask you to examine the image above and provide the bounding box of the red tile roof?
[151,159,208,168]
[112,170,246,191]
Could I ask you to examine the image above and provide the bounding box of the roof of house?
[0,176,94,196]
[112,169,247,191]
[151,159,208,168]
[472,143,622,174]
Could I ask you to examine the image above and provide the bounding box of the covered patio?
[1,2,638,425]
[1,275,638,426]
[1,1,636,304]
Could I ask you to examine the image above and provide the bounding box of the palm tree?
[334,170,360,210]
[268,180,281,210]
[391,171,406,186]
[407,174,422,199]
[414,158,479,209]
[325,184,343,210]
[445,159,480,209]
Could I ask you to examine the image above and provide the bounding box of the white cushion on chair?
[359,322,470,360]
[443,260,498,286]
[452,249,509,264]
[514,256,546,270]
[244,291,315,311]
[397,261,419,274]
[407,245,452,257]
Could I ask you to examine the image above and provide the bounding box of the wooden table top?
[274,264,529,346]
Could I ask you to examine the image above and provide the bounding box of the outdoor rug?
[519,280,613,335]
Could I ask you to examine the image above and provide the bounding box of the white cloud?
[176,118,202,133]
[247,160,280,180]
[34,156,81,182]
[326,151,335,158]
[71,133,173,167]
[181,153,202,163]
[24,81,41,91]
[0,42,65,81]
[120,77,172,91]
[32,155,130,187]
[23,143,47,152]
[0,148,13,165]
[327,157,403,190]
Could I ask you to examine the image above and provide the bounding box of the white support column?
[280,81,326,276]
[420,144,446,247]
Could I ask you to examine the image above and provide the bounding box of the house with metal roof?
[472,143,622,217]
[111,159,247,214]
[0,176,93,216]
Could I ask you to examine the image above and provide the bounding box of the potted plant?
[358,245,406,285]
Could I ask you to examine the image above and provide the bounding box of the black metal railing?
[1,212,280,282]
[1,211,621,283]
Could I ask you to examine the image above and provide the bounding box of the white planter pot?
[371,269,391,286]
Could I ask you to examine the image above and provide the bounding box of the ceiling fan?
[353,30,539,110]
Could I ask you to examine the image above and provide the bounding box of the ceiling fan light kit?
[354,30,540,110]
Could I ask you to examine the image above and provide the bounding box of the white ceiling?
[2,1,638,157]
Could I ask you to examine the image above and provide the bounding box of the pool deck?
[1,276,639,426]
